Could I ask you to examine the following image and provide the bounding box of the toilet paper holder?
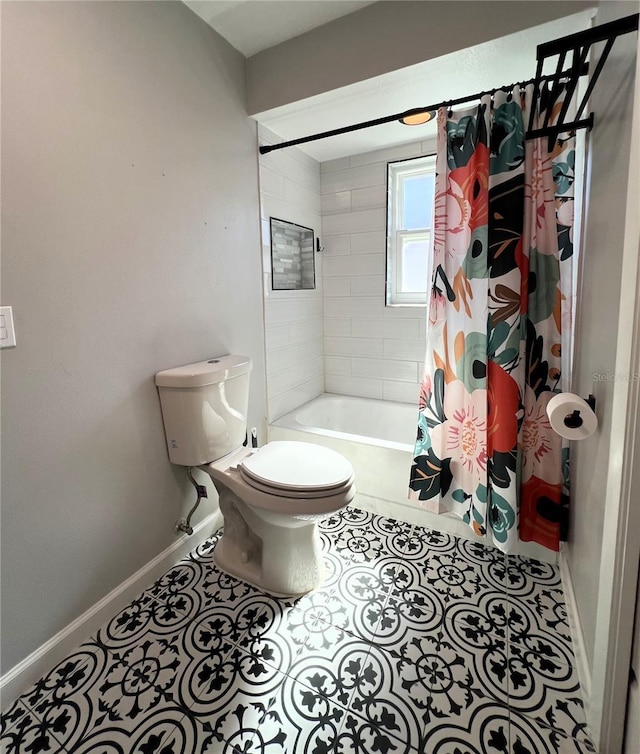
[563,394,596,429]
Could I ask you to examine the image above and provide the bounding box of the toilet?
[155,355,355,596]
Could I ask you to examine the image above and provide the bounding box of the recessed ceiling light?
[399,109,436,126]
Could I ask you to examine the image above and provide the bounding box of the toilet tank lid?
[155,355,252,388]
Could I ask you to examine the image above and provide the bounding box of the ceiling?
[184,0,375,56]
[183,2,594,162]
[255,9,594,161]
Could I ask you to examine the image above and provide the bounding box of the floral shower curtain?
[408,84,576,553]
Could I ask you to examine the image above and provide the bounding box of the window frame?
[385,154,436,307]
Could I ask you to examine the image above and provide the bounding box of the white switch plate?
[0,306,16,348]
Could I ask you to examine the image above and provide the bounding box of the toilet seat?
[239,469,355,499]
[239,441,354,499]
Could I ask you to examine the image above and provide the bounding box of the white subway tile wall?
[320,139,436,404]
[259,125,324,421]
[323,253,383,278]
[321,207,386,236]
[350,231,386,255]
[325,374,384,400]
[259,130,436,418]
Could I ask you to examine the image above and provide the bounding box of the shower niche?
[269,217,315,291]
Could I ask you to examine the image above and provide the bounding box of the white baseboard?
[559,545,592,706]
[0,511,223,710]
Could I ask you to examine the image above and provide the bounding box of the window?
[386,155,436,306]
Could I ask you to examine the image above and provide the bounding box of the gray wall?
[567,0,639,670]
[246,0,595,114]
[0,1,265,674]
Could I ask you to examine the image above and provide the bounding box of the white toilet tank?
[155,355,252,466]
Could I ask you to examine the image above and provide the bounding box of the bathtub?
[271,393,415,506]
[270,392,558,560]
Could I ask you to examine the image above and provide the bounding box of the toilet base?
[213,541,321,598]
[213,487,327,597]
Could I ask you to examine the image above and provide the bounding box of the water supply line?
[175,468,208,535]
[175,427,258,534]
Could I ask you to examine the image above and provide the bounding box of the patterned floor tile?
[2,644,111,752]
[333,524,392,563]
[92,590,197,651]
[439,617,509,704]
[255,672,348,753]
[421,699,511,753]
[507,645,589,742]
[187,532,223,563]
[31,594,278,750]
[443,592,509,642]
[455,538,508,591]
[281,591,353,652]
[0,703,66,754]
[320,507,412,564]
[296,563,414,657]
[189,589,279,650]
[285,635,375,711]
[509,708,596,753]
[402,526,457,562]
[334,712,418,753]
[71,707,192,753]
[374,593,443,657]
[406,547,502,612]
[332,642,425,749]
[149,556,262,616]
[368,514,415,558]
[327,560,400,640]
[109,690,278,753]
[0,700,30,738]
[393,624,507,740]
[234,594,308,675]
[147,556,210,601]
[522,586,572,643]
[318,507,371,539]
[507,554,562,596]
[507,595,575,664]
[176,636,283,720]
[29,634,188,751]
[1,646,97,722]
[2,509,592,754]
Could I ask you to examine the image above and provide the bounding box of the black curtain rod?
[536,11,639,58]
[259,68,586,155]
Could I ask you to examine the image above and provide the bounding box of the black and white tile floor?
[1,507,596,753]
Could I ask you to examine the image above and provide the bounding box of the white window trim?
[386,154,436,307]
[391,230,431,304]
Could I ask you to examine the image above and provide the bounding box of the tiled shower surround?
[321,140,436,405]
[259,133,442,422]
[1,507,594,753]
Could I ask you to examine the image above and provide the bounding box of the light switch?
[0,306,16,348]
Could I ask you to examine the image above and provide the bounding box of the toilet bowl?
[202,441,355,596]
[155,355,356,597]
